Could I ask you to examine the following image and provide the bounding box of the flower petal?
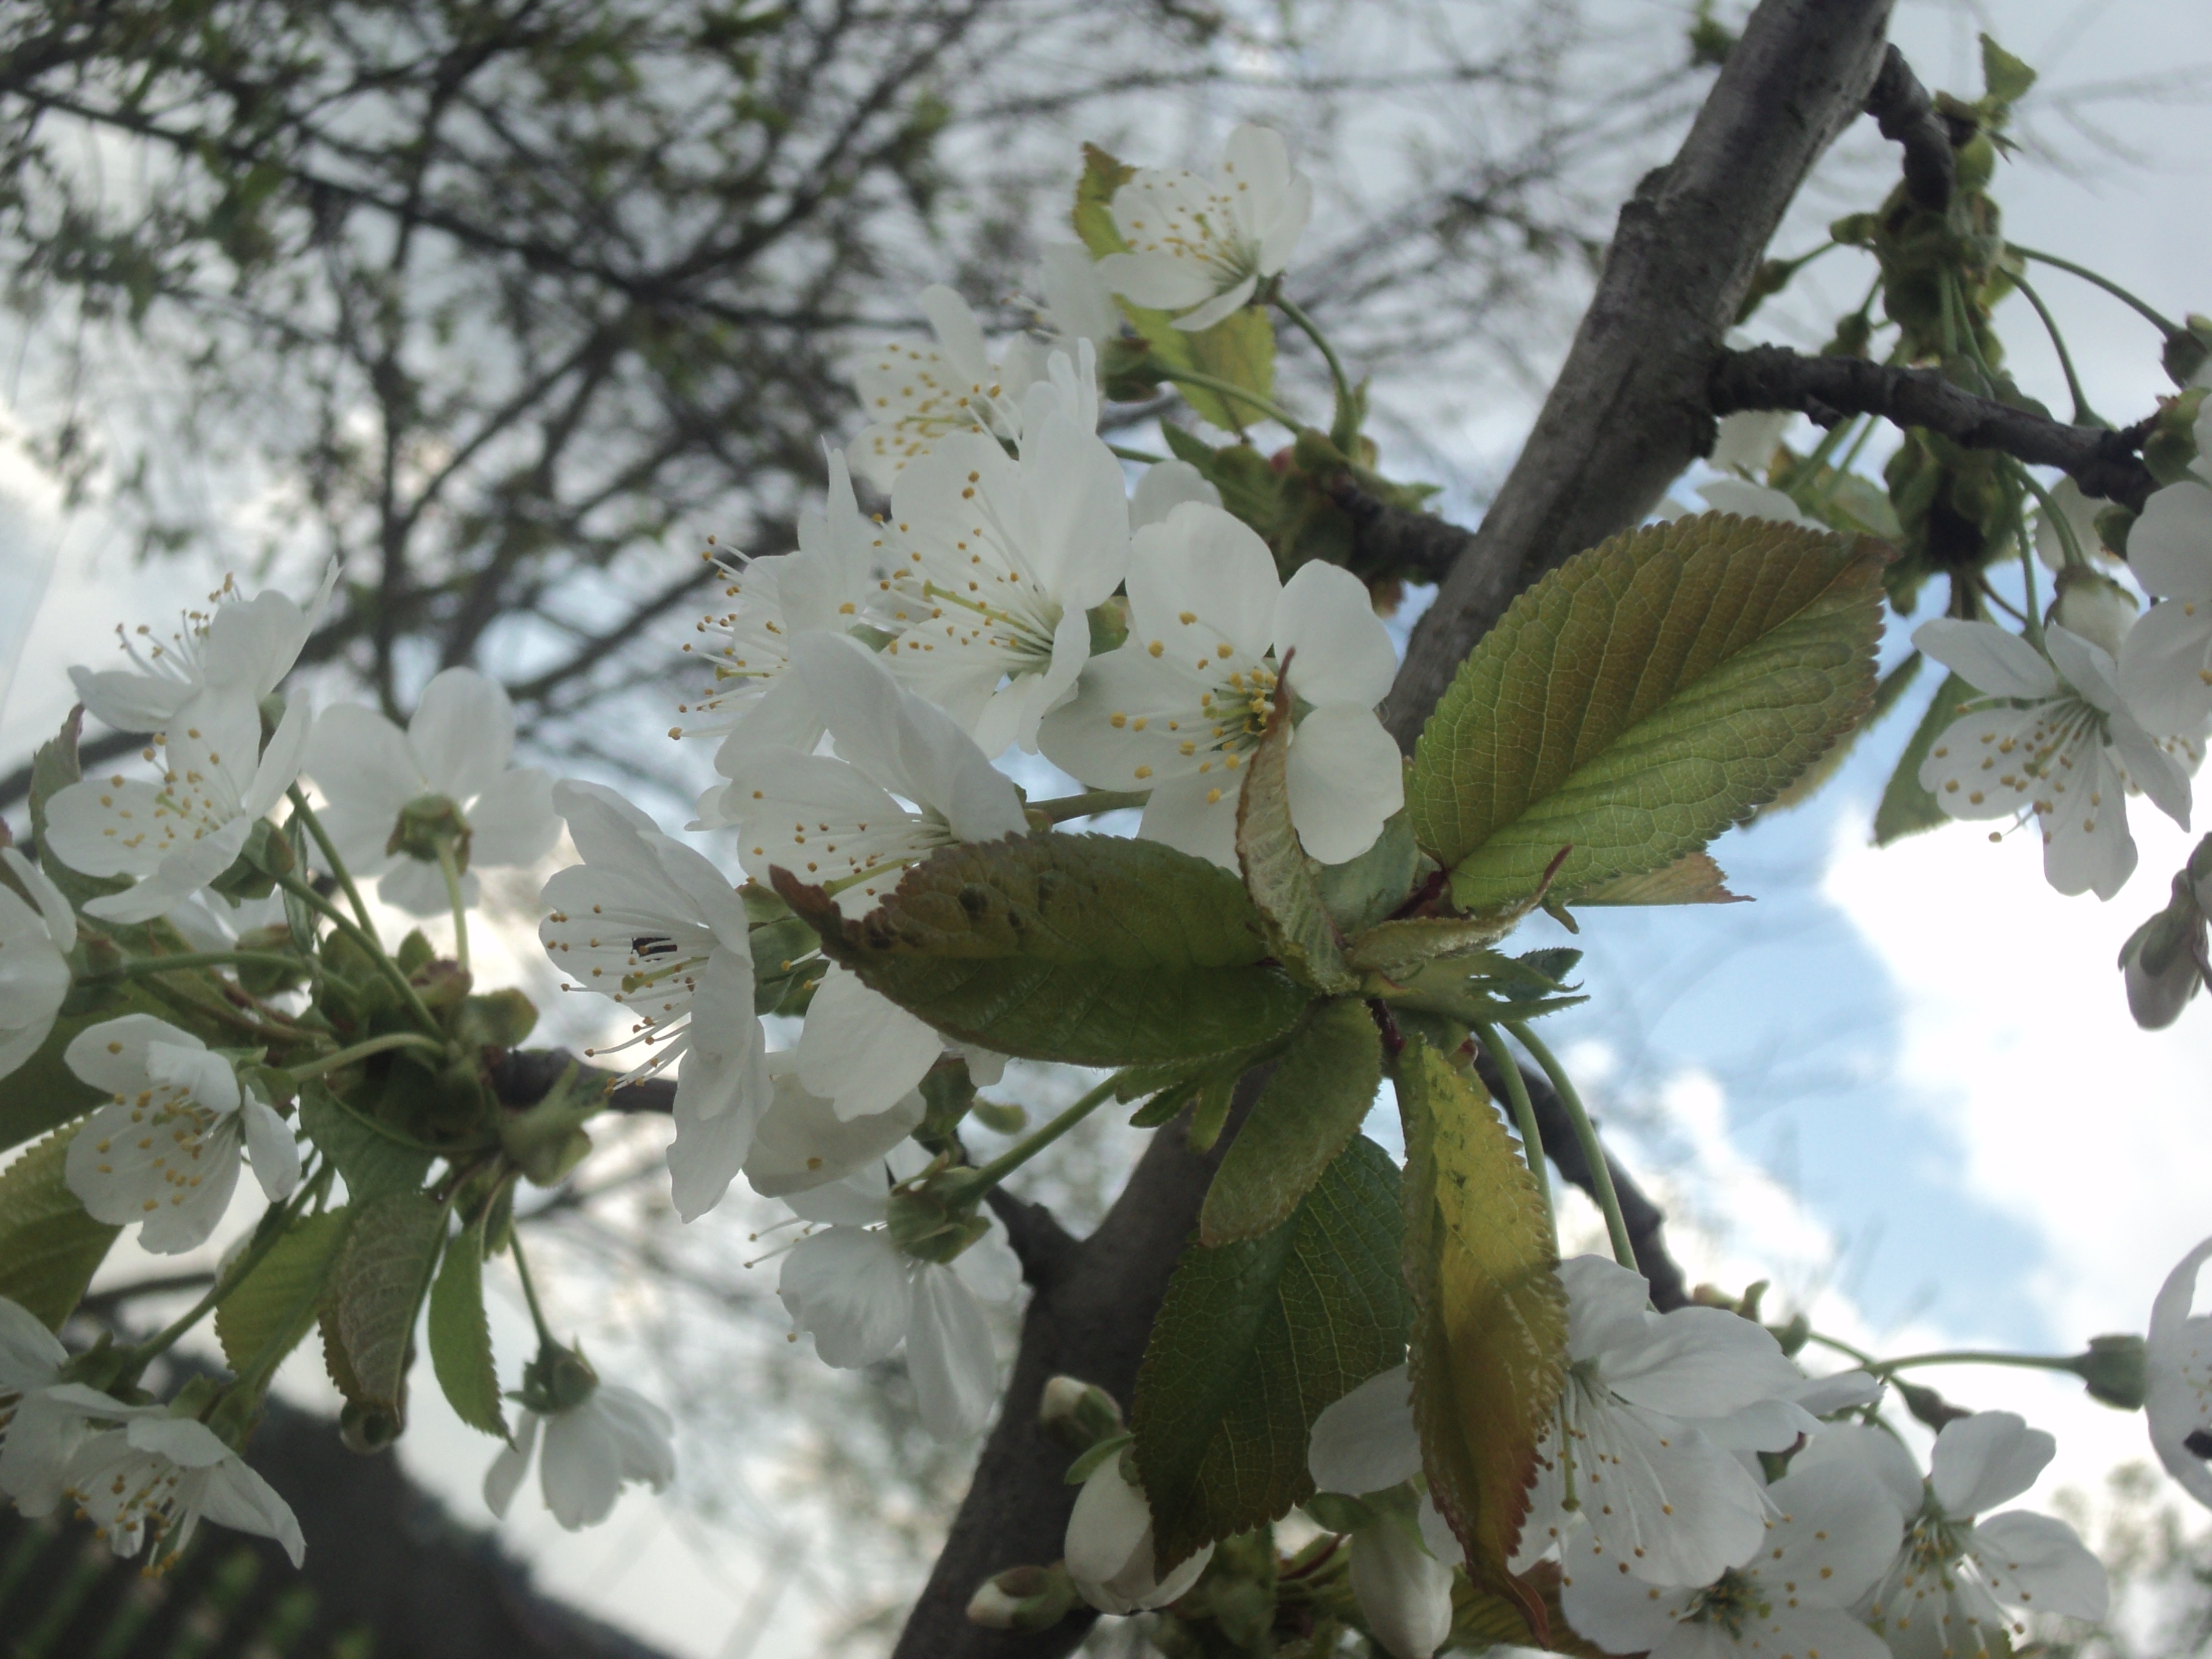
[1126,503,1279,665]
[743,1073,926,1198]
[1168,273,1258,333]
[1913,619,2059,700]
[539,1404,622,1530]
[1968,1510,2108,1620]
[798,966,943,1121]
[1131,460,1222,531]
[2119,594,2212,740]
[1348,1513,1455,1659]
[1138,769,1241,869]
[906,1263,998,1440]
[1274,562,1397,708]
[409,668,517,800]
[484,1410,541,1517]
[0,1294,66,1392]
[1285,705,1403,865]
[1930,1411,2054,1516]
[2127,481,2212,602]
[1094,249,1219,310]
[241,1095,301,1202]
[467,768,560,868]
[778,1225,912,1367]
[1307,1363,1422,1495]
[305,703,422,820]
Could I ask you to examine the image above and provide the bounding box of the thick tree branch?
[1382,0,1895,750]
[1711,343,2159,509]
[1862,44,1953,211]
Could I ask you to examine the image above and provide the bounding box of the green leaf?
[0,1121,119,1329]
[1134,1136,1408,1569]
[0,1008,115,1155]
[427,1210,507,1439]
[1755,644,1923,822]
[27,709,132,912]
[1316,810,1425,936]
[1346,888,1552,976]
[1874,669,1974,846]
[777,832,1310,1067]
[1200,1000,1381,1245]
[1569,851,1747,907]
[1073,144,1276,433]
[1236,680,1356,993]
[330,1190,446,1429]
[215,1208,352,1378]
[1398,1039,1565,1623]
[1980,33,2037,110]
[1409,512,1886,911]
[298,1079,432,1205]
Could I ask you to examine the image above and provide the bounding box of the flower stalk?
[1505,1021,1635,1273]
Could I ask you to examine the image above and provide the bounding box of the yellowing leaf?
[1410,512,1886,912]
[1237,679,1357,994]
[1398,1039,1565,1630]
[1569,851,1747,907]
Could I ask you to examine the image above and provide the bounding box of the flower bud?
[2164,315,2212,391]
[1039,1375,1125,1452]
[2119,902,2205,1031]
[1064,1458,1213,1615]
[2068,1333,2148,1410]
[2142,389,2208,488]
[967,1563,1078,1631]
[2048,566,2139,660]
[1348,1509,1456,1659]
[387,792,472,868]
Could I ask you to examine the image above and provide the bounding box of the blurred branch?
[1862,44,1954,211]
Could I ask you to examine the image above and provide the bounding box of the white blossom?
[1064,1455,1215,1614]
[1915,618,2192,900]
[1558,1458,1901,1659]
[1795,1415,2108,1659]
[305,668,558,917]
[1709,410,1792,478]
[63,1014,298,1254]
[1515,1255,1812,1587]
[0,1294,69,1501]
[847,286,1061,491]
[69,567,335,735]
[0,846,76,1081]
[742,1053,925,1199]
[2034,476,2111,572]
[874,372,1129,754]
[484,1382,676,1532]
[1096,124,1313,333]
[1695,478,1823,529]
[2118,478,2212,739]
[1346,1498,1458,1659]
[2147,1233,2212,1509]
[44,690,313,925]
[776,1170,1020,1441]
[1039,500,1403,868]
[538,781,770,1222]
[1307,1362,1426,1497]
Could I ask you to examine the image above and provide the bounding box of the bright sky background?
[3,3,2212,1655]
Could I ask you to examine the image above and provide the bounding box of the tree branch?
[1382,0,1895,750]
[1862,44,1953,211]
[1710,343,2159,508]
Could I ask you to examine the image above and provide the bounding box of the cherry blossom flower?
[1131,458,1223,529]
[1345,1498,1458,1659]
[305,668,558,917]
[740,1054,925,1199]
[63,1014,299,1254]
[1064,1455,1215,1614]
[2118,478,2212,740]
[1558,1458,1902,1659]
[1795,1415,2108,1659]
[1514,1255,1811,1587]
[69,567,335,735]
[1307,1361,1425,1497]
[538,781,769,1222]
[776,1171,1020,1441]
[875,372,1129,754]
[1709,410,1792,478]
[1096,124,1313,333]
[1039,500,1403,868]
[1915,618,2192,899]
[1695,479,1822,529]
[0,846,76,1081]
[44,690,313,925]
[847,286,1047,491]
[484,1380,677,1532]
[2147,1234,2212,1509]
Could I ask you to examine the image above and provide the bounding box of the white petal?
[1916,707,2045,822]
[1039,243,1119,349]
[241,1096,301,1201]
[1256,172,1312,276]
[592,1386,677,1491]
[1929,1411,2054,1516]
[1349,1515,1455,1659]
[189,1452,307,1566]
[2127,481,2212,602]
[1709,409,1791,476]
[2038,742,2136,899]
[69,668,195,734]
[304,703,421,819]
[1139,769,1241,869]
[1274,562,1397,708]
[538,1405,622,1530]
[1544,1397,1769,1586]
[1169,273,1259,333]
[1697,478,1820,529]
[2147,1236,2212,1507]
[241,692,315,820]
[799,967,943,1121]
[378,856,469,918]
[2106,711,2193,828]
[0,1295,66,1391]
[1127,503,1280,665]
[744,1074,925,1198]
[950,1222,1024,1304]
[2,846,75,951]
[1307,1363,1423,1495]
[1095,249,1219,310]
[467,768,560,867]
[409,668,517,800]
[1598,1305,1804,1419]
[1131,460,1222,531]
[1912,619,2058,700]
[1754,1460,1905,1607]
[778,1226,911,1367]
[2045,625,2126,716]
[919,284,992,383]
[2119,596,2212,740]
[551,778,663,863]
[64,1013,195,1095]
[1790,1420,1926,1519]
[905,1264,997,1440]
[1969,1510,2108,1620]
[1557,1546,1694,1654]
[1285,705,1404,865]
[485,1412,541,1517]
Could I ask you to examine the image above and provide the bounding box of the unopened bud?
[967,1563,1078,1631]
[2142,389,2208,487]
[387,793,472,868]
[2048,566,2139,660]
[1040,1375,1125,1452]
[2119,900,2205,1031]
[1897,1380,1971,1431]
[2068,1333,2148,1410]
[2164,315,2212,391]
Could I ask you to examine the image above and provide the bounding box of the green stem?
[1472,1022,1554,1238]
[287,786,375,935]
[2008,270,2100,427]
[2009,244,2182,338]
[1157,367,1306,431]
[965,1073,1124,1193]
[1871,1347,2083,1377]
[1029,788,1150,823]
[1108,444,1169,464]
[287,1030,449,1083]
[436,841,471,975]
[1273,290,1360,444]
[511,1232,558,1349]
[2015,463,2090,572]
[120,1167,331,1379]
[1802,1329,1880,1368]
[96,949,309,981]
[2005,462,2045,649]
[1504,1022,1636,1274]
[272,871,441,1035]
